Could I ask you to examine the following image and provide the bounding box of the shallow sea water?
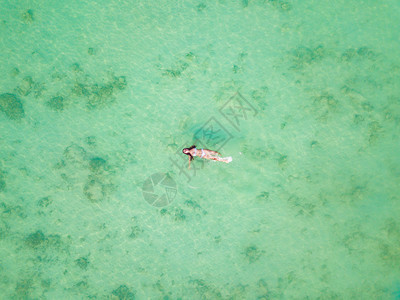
[1,0,400,299]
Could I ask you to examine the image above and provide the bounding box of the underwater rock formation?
[63,144,88,165]
[0,93,25,120]
[16,76,34,96]
[256,192,270,202]
[83,176,105,202]
[88,157,108,174]
[159,52,196,78]
[22,9,34,24]
[290,45,325,69]
[25,230,46,248]
[111,285,136,300]
[243,245,265,263]
[46,96,64,111]
[0,168,5,192]
[0,220,9,239]
[71,74,127,109]
[341,47,376,62]
[37,196,52,208]
[87,47,95,55]
[75,256,89,270]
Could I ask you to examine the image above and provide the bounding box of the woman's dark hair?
[182,145,196,160]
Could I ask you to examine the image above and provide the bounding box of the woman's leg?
[210,156,232,163]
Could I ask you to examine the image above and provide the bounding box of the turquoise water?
[1,0,400,298]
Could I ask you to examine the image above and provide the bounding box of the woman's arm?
[188,155,193,169]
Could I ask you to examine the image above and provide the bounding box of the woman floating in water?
[182,145,232,169]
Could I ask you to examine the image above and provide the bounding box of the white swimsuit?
[193,148,205,158]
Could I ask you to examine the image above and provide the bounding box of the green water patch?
[129,224,143,239]
[289,45,326,70]
[0,167,5,192]
[196,3,207,12]
[88,157,109,174]
[61,144,88,166]
[0,1,398,298]
[55,143,120,203]
[111,285,136,300]
[84,157,115,202]
[265,0,292,11]
[338,179,369,207]
[25,230,47,249]
[70,68,127,109]
[160,207,187,222]
[157,196,208,220]
[0,93,25,120]
[232,52,248,74]
[242,0,292,11]
[183,199,208,216]
[183,279,251,299]
[156,48,217,84]
[83,175,113,203]
[249,86,269,112]
[242,245,265,263]
[9,67,20,77]
[0,220,10,240]
[283,40,399,154]
[256,191,270,202]
[286,193,325,217]
[241,142,289,169]
[87,47,96,55]
[1,201,26,219]
[37,196,53,208]
[24,230,68,252]
[379,219,400,267]
[46,96,65,111]
[212,79,245,104]
[188,279,223,299]
[15,76,34,97]
[339,84,388,145]
[75,256,90,270]
[10,62,128,113]
[21,9,34,24]
[177,117,233,152]
[157,51,197,78]
[310,91,339,122]
[85,136,97,147]
[340,47,378,63]
[13,279,34,300]
[333,217,400,274]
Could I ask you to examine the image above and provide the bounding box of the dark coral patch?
[46,96,64,111]
[112,285,136,300]
[16,76,34,96]
[0,168,5,192]
[25,230,46,248]
[83,177,105,202]
[0,93,25,120]
[89,157,108,174]
[75,256,89,270]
